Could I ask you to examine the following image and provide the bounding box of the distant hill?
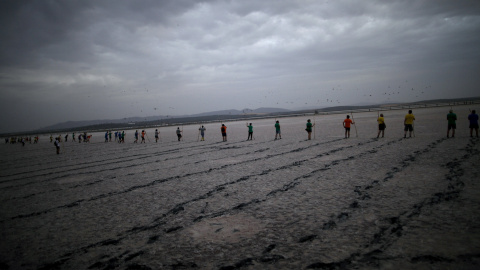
[37,116,168,131]
[9,97,477,136]
[194,107,290,116]
[250,107,291,114]
[37,107,290,131]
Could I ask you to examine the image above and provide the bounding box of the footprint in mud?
[322,220,336,230]
[299,235,317,243]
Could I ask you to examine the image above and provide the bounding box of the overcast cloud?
[1,0,479,133]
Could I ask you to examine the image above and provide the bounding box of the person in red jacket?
[343,115,355,138]
[221,124,227,142]
[141,130,146,143]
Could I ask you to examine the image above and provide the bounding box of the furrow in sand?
[3,138,342,220]
[209,138,477,269]
[299,139,479,269]
[0,137,284,189]
[5,134,276,173]
[0,137,252,180]
[33,137,404,268]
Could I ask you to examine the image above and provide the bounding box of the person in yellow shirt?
[377,113,385,138]
[404,110,415,138]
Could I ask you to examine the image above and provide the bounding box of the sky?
[1,0,479,133]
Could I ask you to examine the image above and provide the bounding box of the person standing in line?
[134,130,139,143]
[105,131,109,142]
[72,132,76,142]
[275,120,281,140]
[155,129,160,142]
[141,130,146,143]
[65,134,68,142]
[377,114,386,138]
[468,109,479,138]
[404,110,415,138]
[121,131,125,143]
[78,134,82,143]
[343,115,354,138]
[447,110,457,138]
[221,124,227,142]
[246,123,253,140]
[109,131,112,142]
[306,119,314,140]
[54,137,60,154]
[199,126,206,141]
[114,131,118,142]
[176,127,183,141]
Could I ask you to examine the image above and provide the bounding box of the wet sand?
[1,105,479,269]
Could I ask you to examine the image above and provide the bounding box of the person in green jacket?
[275,121,281,140]
[246,123,253,140]
[306,119,315,140]
[447,109,457,138]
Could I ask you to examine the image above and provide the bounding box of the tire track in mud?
[0,138,258,180]
[0,136,320,202]
[0,147,179,185]
[0,136,315,181]
[186,138,398,226]
[0,138,270,190]
[351,137,447,203]
[0,139,219,180]
[301,138,479,269]
[1,144,270,203]
[0,142,145,177]
[0,145,55,171]
[265,137,449,248]
[214,137,477,269]
[132,138,404,269]
[0,139,189,174]
[3,138,341,221]
[34,138,398,269]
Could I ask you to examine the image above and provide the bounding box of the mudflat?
[1,105,479,269]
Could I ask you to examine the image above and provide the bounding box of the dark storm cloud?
[1,0,480,133]
[0,0,201,67]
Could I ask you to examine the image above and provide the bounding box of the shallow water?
[1,105,479,269]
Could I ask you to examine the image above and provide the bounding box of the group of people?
[47,108,478,154]
[3,109,479,154]
[449,109,479,138]
[131,129,161,143]
[374,109,479,139]
[50,132,92,143]
[4,136,39,145]
[195,121,282,142]
[307,109,479,140]
[336,110,414,139]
